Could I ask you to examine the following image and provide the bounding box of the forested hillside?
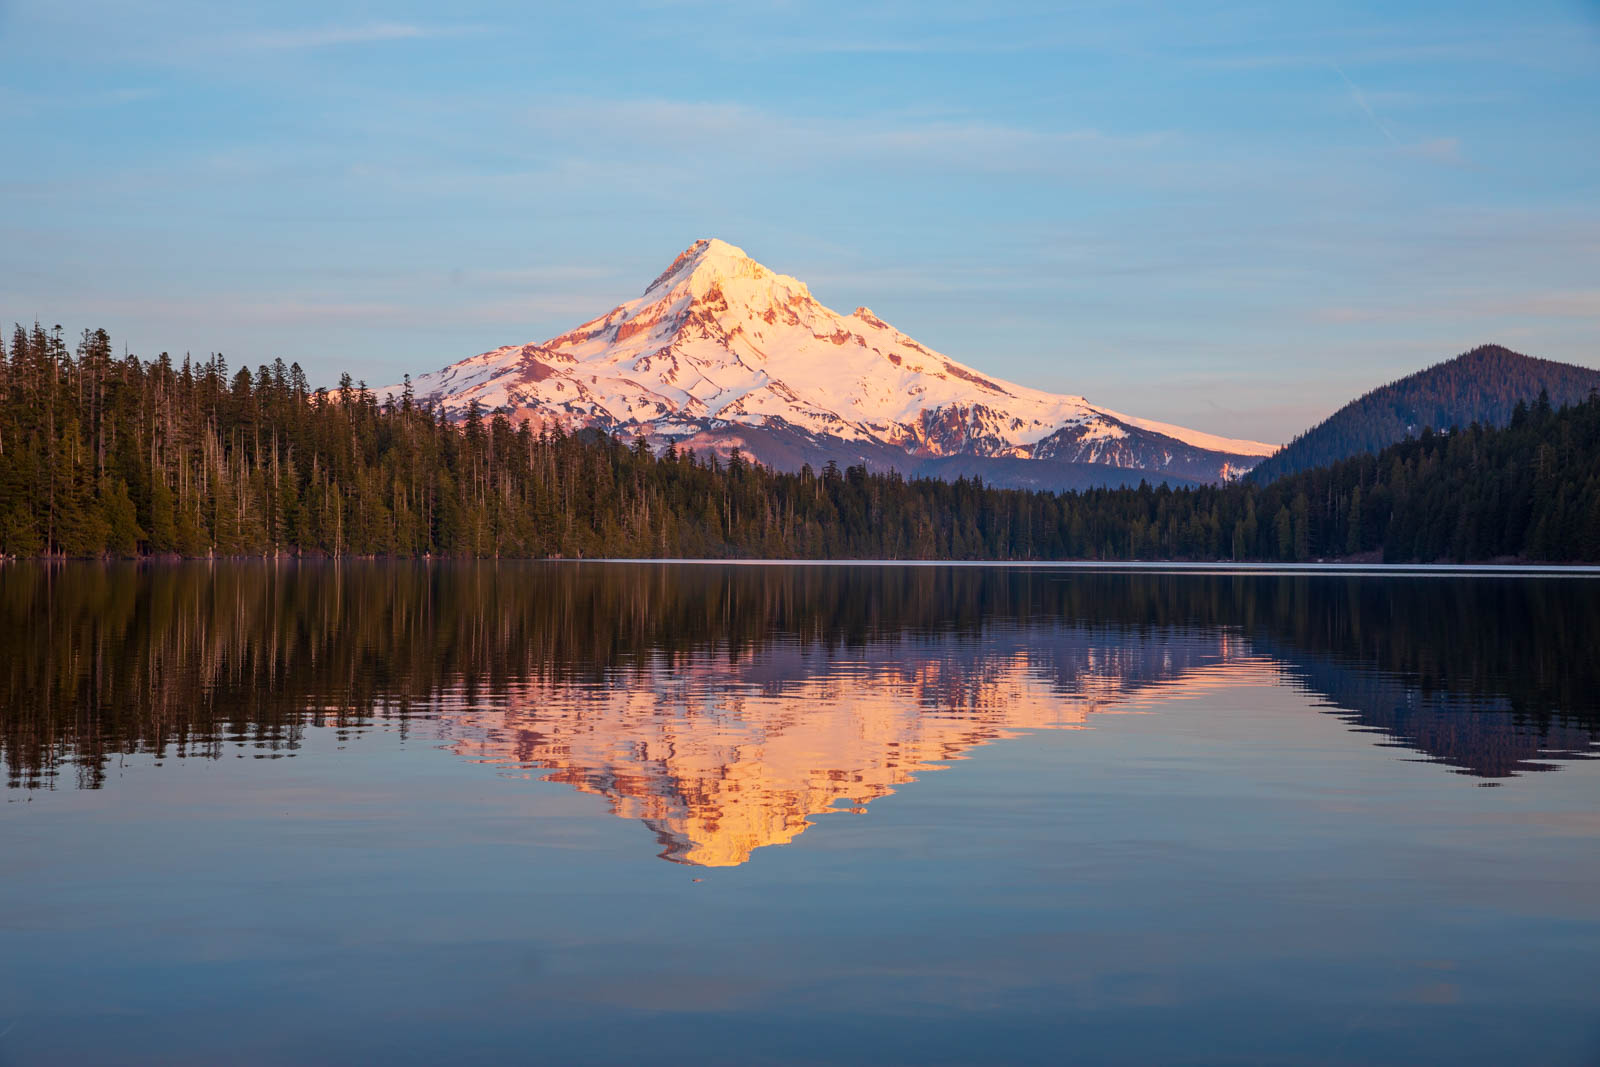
[1247,344,1600,482]
[0,324,1596,562]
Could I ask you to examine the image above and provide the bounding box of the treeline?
[0,324,1597,562]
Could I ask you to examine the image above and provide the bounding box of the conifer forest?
[1,324,1597,563]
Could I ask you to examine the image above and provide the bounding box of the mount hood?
[383,239,1276,488]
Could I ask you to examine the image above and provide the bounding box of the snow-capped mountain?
[383,239,1275,487]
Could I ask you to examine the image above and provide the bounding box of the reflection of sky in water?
[2,564,1599,1065]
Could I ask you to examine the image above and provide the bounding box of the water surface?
[3,563,1598,1065]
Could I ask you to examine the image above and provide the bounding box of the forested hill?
[1247,345,1600,483]
[0,323,1597,562]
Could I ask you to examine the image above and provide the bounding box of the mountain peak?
[642,238,810,306]
[695,236,748,260]
[645,238,751,291]
[1246,342,1600,482]
[384,240,1280,488]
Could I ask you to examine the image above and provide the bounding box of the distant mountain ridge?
[381,239,1274,490]
[1248,344,1600,482]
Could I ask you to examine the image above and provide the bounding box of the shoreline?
[4,556,1600,576]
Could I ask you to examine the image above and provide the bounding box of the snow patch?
[376,239,1280,478]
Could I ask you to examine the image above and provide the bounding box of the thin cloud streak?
[243,23,478,49]
[1332,62,1398,145]
[523,97,1173,180]
[23,292,614,332]
[1403,136,1466,166]
[1315,290,1600,324]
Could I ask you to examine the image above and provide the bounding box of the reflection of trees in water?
[1272,653,1599,778]
[1242,577,1600,778]
[2,563,1596,791]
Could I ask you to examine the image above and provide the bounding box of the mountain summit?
[385,239,1276,487]
[1247,344,1600,483]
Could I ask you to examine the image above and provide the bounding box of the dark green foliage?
[1,324,1597,562]
[4,565,1597,789]
[1248,344,1600,482]
[1260,398,1600,562]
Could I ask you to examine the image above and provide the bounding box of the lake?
[2,562,1598,1065]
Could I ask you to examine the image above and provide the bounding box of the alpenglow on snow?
[380,239,1276,489]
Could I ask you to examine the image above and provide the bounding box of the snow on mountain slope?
[382,239,1276,485]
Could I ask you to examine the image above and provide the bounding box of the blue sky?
[4,0,1597,442]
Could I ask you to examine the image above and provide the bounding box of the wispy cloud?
[522,97,1171,181]
[0,85,159,118]
[1329,66,1474,166]
[1332,62,1398,145]
[1188,26,1593,75]
[1403,136,1466,166]
[102,87,160,104]
[1315,289,1600,323]
[0,290,618,366]
[778,32,1095,56]
[1195,41,1486,72]
[243,23,475,50]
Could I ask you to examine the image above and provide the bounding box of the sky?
[3,0,1598,443]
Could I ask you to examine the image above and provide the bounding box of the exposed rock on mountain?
[385,239,1276,488]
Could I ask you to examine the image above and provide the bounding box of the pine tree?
[1346,484,1363,555]
[101,478,144,556]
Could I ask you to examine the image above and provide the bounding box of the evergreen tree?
[0,322,1597,563]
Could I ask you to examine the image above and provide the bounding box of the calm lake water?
[3,562,1598,1066]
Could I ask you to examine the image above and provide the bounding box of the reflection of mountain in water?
[1237,577,1600,780]
[1273,650,1599,779]
[443,630,1263,866]
[2,564,1596,864]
